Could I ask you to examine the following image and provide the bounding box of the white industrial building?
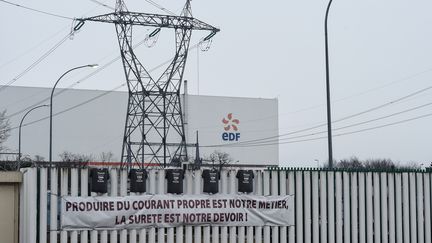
[1,85,279,166]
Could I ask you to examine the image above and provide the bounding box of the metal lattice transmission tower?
[78,0,219,168]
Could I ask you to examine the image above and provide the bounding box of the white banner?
[61,194,294,230]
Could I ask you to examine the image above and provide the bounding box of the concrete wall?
[0,172,22,243]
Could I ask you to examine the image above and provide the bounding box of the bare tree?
[99,151,114,162]
[59,151,94,162]
[336,156,363,169]
[33,155,45,162]
[328,157,419,170]
[0,110,10,152]
[207,150,233,167]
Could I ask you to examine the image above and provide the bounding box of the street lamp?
[18,104,49,169]
[324,0,334,168]
[49,64,98,165]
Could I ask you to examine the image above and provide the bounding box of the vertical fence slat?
[303,171,311,243]
[167,173,175,243]
[358,173,365,243]
[343,172,350,243]
[402,173,410,243]
[280,170,288,243]
[139,228,146,243]
[110,169,118,243]
[373,173,381,243]
[70,168,78,243]
[176,225,183,243]
[380,173,388,243]
[39,168,48,243]
[395,173,403,243]
[388,173,395,243]
[263,171,270,243]
[229,170,236,243]
[148,170,156,243]
[328,171,335,243]
[335,172,343,243]
[81,168,89,243]
[204,225,211,243]
[119,169,128,243]
[238,226,245,243]
[319,171,327,243]
[157,170,166,243]
[417,173,424,243]
[424,173,431,243]
[365,172,373,243]
[246,171,261,243]
[100,230,108,243]
[60,169,68,243]
[185,169,194,243]
[50,168,58,243]
[350,172,358,243]
[311,171,319,243]
[175,169,183,243]
[129,228,137,243]
[213,226,220,243]
[287,171,295,243]
[195,170,203,243]
[219,169,228,243]
[101,166,109,243]
[271,170,280,243]
[295,170,303,243]
[409,173,417,243]
[255,171,263,243]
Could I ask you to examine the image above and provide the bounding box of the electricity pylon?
[77,0,219,168]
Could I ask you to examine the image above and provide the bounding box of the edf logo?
[222,113,240,141]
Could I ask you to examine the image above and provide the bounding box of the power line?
[4,42,202,128]
[0,0,73,20]
[144,0,176,15]
[208,82,432,147]
[202,111,432,148]
[88,0,114,10]
[187,65,432,132]
[0,28,68,70]
[0,32,72,92]
[213,100,432,147]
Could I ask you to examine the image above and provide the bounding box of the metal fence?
[19,166,431,243]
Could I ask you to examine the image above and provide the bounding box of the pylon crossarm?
[77,12,219,32]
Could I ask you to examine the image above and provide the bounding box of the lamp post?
[324,0,334,168]
[18,104,49,168]
[49,64,98,165]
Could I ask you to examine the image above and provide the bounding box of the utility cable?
[211,100,432,147]
[89,0,115,10]
[208,83,432,147]
[4,42,202,132]
[0,0,73,20]
[0,28,68,70]
[5,42,200,120]
[202,111,432,148]
[144,0,176,15]
[0,33,72,93]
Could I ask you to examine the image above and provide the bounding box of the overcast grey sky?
[1,0,432,166]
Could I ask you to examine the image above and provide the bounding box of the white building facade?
[1,86,278,166]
